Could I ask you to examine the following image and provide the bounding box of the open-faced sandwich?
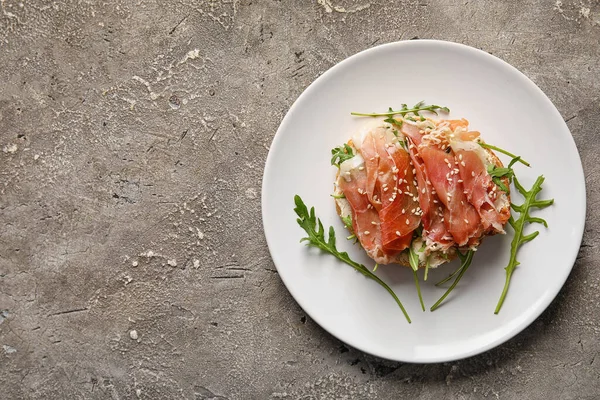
[295,101,552,320]
[332,115,511,270]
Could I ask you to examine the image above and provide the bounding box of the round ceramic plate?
[261,40,585,363]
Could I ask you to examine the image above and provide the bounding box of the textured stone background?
[1,0,599,399]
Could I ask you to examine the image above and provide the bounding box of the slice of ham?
[338,128,421,262]
[360,129,420,254]
[455,148,509,233]
[419,145,481,246]
[376,136,420,252]
[338,166,389,263]
[406,137,455,250]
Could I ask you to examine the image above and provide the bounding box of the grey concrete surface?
[1,0,599,398]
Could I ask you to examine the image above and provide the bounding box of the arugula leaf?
[435,261,464,287]
[486,156,520,193]
[351,102,450,118]
[340,214,358,241]
[408,245,425,311]
[493,177,510,193]
[384,116,403,127]
[487,165,513,179]
[294,195,411,322]
[341,215,353,231]
[430,250,475,311]
[331,144,354,167]
[480,143,530,167]
[494,176,554,313]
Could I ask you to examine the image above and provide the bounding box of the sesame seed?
[383,187,389,192]
[396,231,401,236]
[421,188,426,194]
[393,175,398,181]
[389,197,394,202]
[345,172,351,176]
[371,221,377,225]
[460,161,466,167]
[412,168,416,174]
[401,209,406,214]
[458,179,463,183]
[357,188,364,194]
[459,154,463,160]
[364,231,370,235]
[367,204,373,209]
[432,190,436,194]
[358,166,365,171]
[433,199,438,203]
[379,171,384,175]
[471,171,475,177]
[461,201,464,205]
[464,219,469,224]
[411,208,415,213]
[444,158,449,164]
[405,219,410,225]
[426,180,431,185]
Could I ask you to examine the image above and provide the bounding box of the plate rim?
[261,39,586,363]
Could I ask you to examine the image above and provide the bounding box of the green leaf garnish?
[294,195,411,322]
[493,177,510,193]
[480,143,530,167]
[341,214,353,231]
[487,165,513,179]
[330,193,346,199]
[341,214,358,242]
[487,154,523,193]
[408,245,425,311]
[435,259,464,286]
[331,144,354,167]
[430,250,475,311]
[384,116,403,127]
[494,176,554,314]
[351,102,450,118]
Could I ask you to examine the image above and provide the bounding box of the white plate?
[261,40,585,363]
